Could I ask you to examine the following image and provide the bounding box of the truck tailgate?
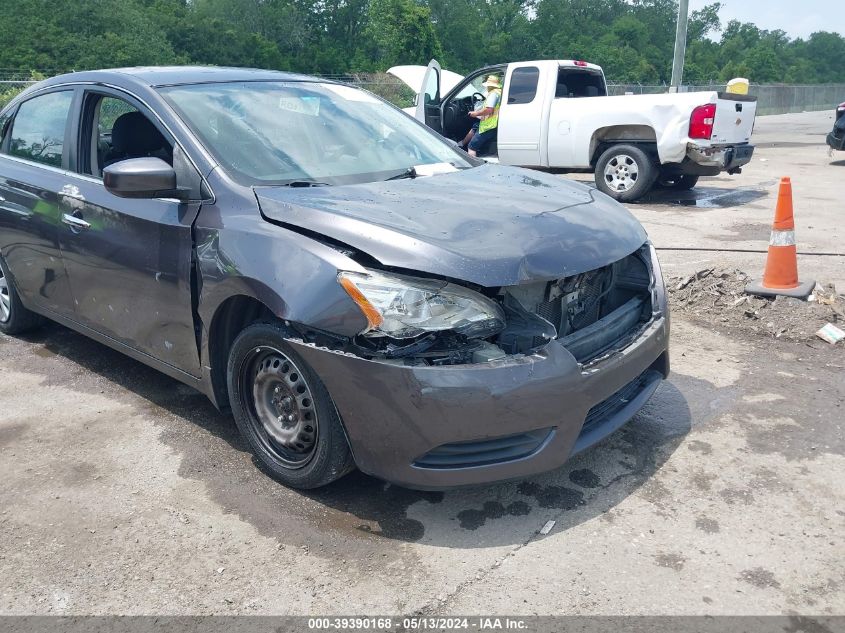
[711,93,757,144]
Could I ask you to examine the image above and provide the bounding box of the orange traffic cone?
[746,177,815,299]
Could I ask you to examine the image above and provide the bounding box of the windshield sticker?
[278,97,320,116]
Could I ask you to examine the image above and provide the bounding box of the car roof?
[40,66,321,89]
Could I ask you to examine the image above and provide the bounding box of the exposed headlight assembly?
[339,270,505,340]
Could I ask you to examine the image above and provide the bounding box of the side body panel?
[547,90,723,167]
[0,86,79,317]
[0,157,76,316]
[56,173,203,374]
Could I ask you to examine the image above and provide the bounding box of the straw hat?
[482,75,502,89]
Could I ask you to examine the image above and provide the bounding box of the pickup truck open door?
[387,60,465,132]
[415,60,442,132]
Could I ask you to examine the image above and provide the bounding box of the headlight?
[338,270,505,340]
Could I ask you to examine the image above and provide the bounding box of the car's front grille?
[581,369,656,436]
[413,428,553,470]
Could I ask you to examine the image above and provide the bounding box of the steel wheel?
[604,153,639,192]
[0,266,11,323]
[239,345,319,468]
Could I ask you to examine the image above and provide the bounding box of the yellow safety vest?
[478,89,502,134]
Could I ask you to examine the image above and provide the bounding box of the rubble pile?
[667,268,845,341]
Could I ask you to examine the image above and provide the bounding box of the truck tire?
[595,144,658,202]
[657,174,699,190]
[0,253,43,336]
[227,321,356,489]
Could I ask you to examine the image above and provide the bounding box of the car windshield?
[159,81,473,186]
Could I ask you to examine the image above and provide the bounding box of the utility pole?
[670,0,689,92]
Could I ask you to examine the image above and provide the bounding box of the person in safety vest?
[466,74,502,157]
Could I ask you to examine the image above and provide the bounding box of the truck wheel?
[0,253,43,336]
[227,322,356,489]
[595,144,657,202]
[657,174,699,190]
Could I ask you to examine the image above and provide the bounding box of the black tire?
[0,254,43,336]
[594,144,658,202]
[657,174,699,190]
[227,321,355,489]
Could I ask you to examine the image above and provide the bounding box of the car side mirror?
[103,157,187,200]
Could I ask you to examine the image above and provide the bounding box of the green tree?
[359,0,442,70]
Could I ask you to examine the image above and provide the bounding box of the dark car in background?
[0,67,669,490]
[827,101,845,151]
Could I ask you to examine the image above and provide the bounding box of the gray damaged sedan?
[0,67,669,489]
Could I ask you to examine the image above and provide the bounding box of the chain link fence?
[0,81,35,109]
[607,82,845,115]
[2,73,843,116]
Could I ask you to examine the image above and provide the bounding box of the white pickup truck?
[388,59,758,201]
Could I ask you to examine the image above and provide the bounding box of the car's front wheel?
[0,254,43,336]
[227,322,355,489]
[595,144,658,202]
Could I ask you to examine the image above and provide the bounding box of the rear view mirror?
[103,157,186,199]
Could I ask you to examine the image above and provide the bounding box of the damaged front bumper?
[286,248,671,490]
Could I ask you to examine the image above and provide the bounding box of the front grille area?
[496,247,654,362]
[414,428,553,470]
[581,369,659,436]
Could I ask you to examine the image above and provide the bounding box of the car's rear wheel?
[227,322,355,489]
[595,144,657,202]
[0,254,42,336]
[657,174,699,190]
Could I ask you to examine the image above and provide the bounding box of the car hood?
[255,164,648,287]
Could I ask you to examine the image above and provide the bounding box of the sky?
[688,0,844,39]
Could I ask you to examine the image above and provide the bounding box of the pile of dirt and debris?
[667,268,845,342]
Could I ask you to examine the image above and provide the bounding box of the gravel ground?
[667,267,845,342]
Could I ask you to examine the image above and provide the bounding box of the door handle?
[62,213,91,231]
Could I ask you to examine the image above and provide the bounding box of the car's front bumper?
[287,249,671,490]
[827,130,845,151]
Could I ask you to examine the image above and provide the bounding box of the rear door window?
[7,91,73,168]
[507,67,540,105]
[556,69,607,98]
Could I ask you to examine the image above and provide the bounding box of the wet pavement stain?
[0,423,29,447]
[718,221,772,242]
[516,481,585,510]
[695,516,720,533]
[306,472,444,541]
[455,500,531,530]
[690,471,717,492]
[739,567,781,589]
[687,440,713,455]
[641,187,768,209]
[654,552,686,571]
[568,468,600,488]
[719,487,755,505]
